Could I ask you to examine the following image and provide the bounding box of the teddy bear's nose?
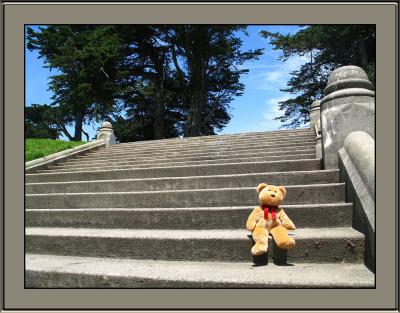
[271,194,275,197]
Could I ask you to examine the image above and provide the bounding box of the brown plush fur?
[246,183,296,256]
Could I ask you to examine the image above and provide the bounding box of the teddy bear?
[246,183,296,256]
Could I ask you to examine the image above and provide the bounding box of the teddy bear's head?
[257,183,286,207]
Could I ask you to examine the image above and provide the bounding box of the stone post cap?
[311,100,321,110]
[324,65,374,96]
[97,121,117,146]
[99,121,113,130]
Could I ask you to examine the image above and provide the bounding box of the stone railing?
[338,131,375,271]
[25,139,106,173]
[312,65,375,271]
[25,122,117,173]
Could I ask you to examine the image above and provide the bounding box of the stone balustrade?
[320,65,375,169]
[339,131,375,271]
[312,65,375,271]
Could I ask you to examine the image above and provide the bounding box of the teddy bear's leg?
[251,225,269,256]
[270,225,295,250]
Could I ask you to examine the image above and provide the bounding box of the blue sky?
[25,25,309,141]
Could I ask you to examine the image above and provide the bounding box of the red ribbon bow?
[262,205,277,220]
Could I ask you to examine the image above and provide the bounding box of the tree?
[114,25,178,140]
[25,104,60,139]
[27,25,263,142]
[171,25,263,137]
[260,25,376,128]
[113,25,262,141]
[26,25,124,141]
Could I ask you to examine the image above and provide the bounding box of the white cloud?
[238,55,310,132]
[266,95,290,114]
[227,37,310,132]
[238,61,280,70]
[254,95,290,131]
[265,70,285,83]
[250,54,309,91]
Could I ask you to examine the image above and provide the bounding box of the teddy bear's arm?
[279,209,296,230]
[246,207,263,232]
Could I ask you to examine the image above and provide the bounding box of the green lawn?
[25,138,86,162]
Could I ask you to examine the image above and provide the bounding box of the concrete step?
[110,128,314,148]
[82,139,316,158]
[113,127,313,143]
[25,227,365,263]
[26,203,353,229]
[71,145,316,164]
[44,153,317,173]
[26,169,338,194]
[99,134,316,154]
[63,148,316,167]
[25,183,345,209]
[26,159,321,183]
[25,254,374,288]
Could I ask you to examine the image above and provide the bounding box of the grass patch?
[25,138,86,162]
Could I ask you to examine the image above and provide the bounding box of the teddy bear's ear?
[256,183,268,193]
[278,186,287,198]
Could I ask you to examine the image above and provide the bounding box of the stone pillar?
[320,65,375,169]
[96,121,117,146]
[310,100,322,159]
[310,100,321,132]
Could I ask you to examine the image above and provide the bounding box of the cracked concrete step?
[63,148,316,167]
[25,227,365,263]
[111,128,314,147]
[44,153,317,173]
[97,135,316,154]
[71,145,316,164]
[26,170,338,194]
[25,183,344,209]
[25,254,374,288]
[26,203,353,229]
[82,139,317,158]
[25,159,321,183]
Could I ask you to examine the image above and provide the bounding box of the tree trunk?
[73,112,84,141]
[82,128,90,142]
[172,46,190,114]
[153,78,165,139]
[59,123,74,141]
[186,61,205,137]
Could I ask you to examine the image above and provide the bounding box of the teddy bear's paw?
[277,238,295,250]
[246,223,256,232]
[283,223,296,230]
[251,243,268,255]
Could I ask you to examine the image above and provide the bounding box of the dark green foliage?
[27,25,262,142]
[171,25,263,137]
[27,25,124,141]
[113,25,262,141]
[260,25,375,128]
[25,104,60,139]
[113,25,181,141]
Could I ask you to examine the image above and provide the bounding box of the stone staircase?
[25,128,374,288]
